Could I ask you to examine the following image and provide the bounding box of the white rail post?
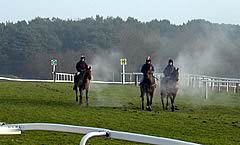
[227,82,229,92]
[122,65,125,84]
[52,65,56,82]
[193,76,196,88]
[218,80,220,92]
[211,79,214,91]
[80,131,107,145]
[120,58,127,84]
[187,74,190,87]
[51,59,57,82]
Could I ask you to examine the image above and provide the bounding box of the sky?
[0,0,240,25]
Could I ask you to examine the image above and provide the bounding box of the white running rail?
[0,123,200,145]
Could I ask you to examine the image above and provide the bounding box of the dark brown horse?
[75,66,92,106]
[160,67,179,112]
[140,69,156,111]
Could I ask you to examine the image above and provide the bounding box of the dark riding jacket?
[141,63,154,77]
[76,61,88,72]
[163,64,175,78]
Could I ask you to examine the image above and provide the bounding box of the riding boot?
[73,74,78,90]
[73,84,77,90]
[139,78,145,86]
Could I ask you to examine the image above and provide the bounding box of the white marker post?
[51,59,57,82]
[120,58,127,84]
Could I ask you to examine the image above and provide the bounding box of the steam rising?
[91,51,122,81]
[175,23,240,78]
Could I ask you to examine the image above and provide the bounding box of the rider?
[73,55,88,90]
[163,58,175,80]
[140,56,155,86]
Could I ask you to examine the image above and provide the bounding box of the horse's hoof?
[149,106,152,111]
[146,106,151,111]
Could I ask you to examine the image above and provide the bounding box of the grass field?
[0,81,240,145]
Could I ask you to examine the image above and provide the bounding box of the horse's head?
[84,66,92,80]
[172,67,179,82]
[146,68,154,84]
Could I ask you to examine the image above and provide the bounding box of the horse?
[160,67,179,112]
[75,66,92,106]
[140,69,156,111]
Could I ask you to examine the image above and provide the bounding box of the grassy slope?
[0,81,240,145]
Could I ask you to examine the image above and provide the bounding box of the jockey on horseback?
[73,55,88,90]
[140,56,155,86]
[163,58,175,80]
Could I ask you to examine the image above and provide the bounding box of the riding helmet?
[146,56,151,62]
[81,55,85,61]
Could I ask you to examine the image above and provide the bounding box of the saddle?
[140,76,156,87]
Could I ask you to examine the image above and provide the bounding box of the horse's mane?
[83,67,92,81]
[146,69,155,85]
[171,67,179,81]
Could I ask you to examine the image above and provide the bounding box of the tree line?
[1,15,240,80]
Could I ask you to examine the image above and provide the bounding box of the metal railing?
[1,123,200,145]
[2,72,240,95]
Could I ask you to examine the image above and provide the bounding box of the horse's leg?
[140,86,144,110]
[166,94,170,110]
[150,88,154,106]
[170,95,174,112]
[75,86,78,102]
[171,93,176,112]
[79,88,83,105]
[146,91,151,111]
[149,88,154,111]
[160,92,165,111]
[86,88,89,107]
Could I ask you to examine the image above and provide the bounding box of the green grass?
[0,81,240,145]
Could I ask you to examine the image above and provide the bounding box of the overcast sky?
[0,0,240,25]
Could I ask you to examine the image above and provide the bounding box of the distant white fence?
[1,71,240,96]
[53,72,240,99]
[55,72,74,83]
[1,123,200,145]
[180,74,240,89]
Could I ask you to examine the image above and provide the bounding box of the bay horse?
[160,67,179,112]
[75,66,92,106]
[140,69,156,111]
